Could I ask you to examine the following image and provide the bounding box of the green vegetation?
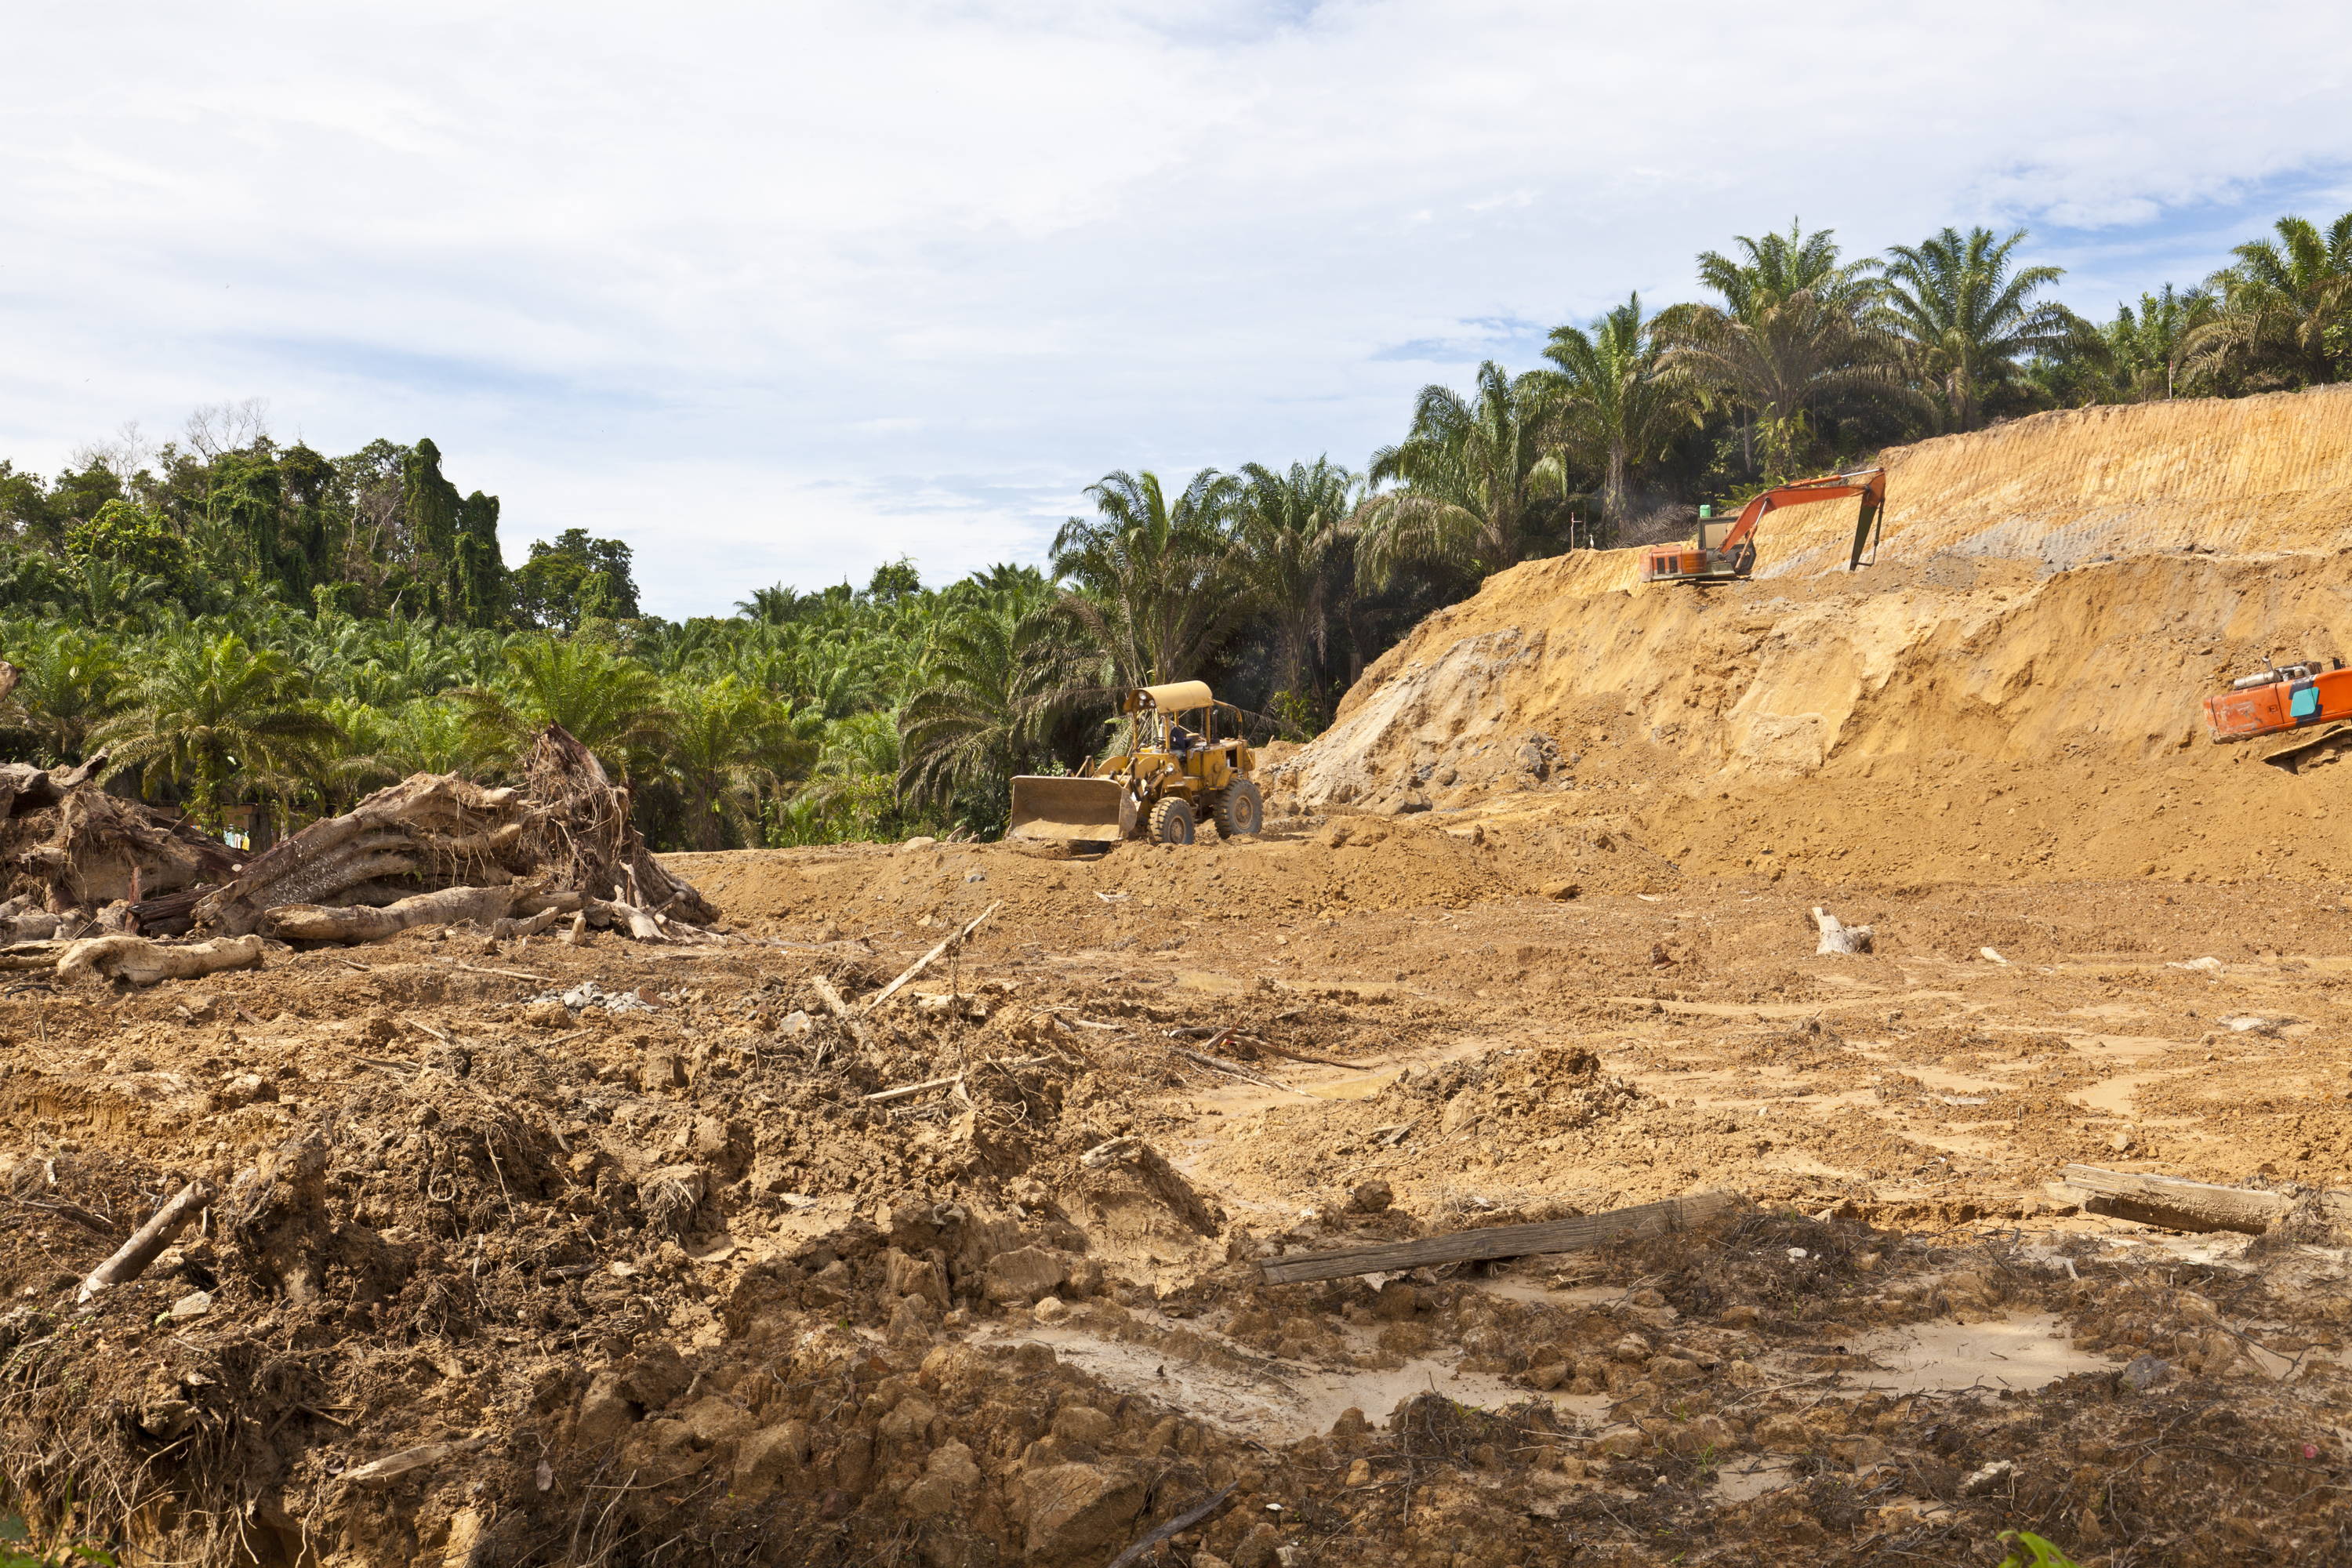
[0,209,2343,846]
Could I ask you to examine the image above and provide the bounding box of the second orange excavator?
[1640,467,1888,586]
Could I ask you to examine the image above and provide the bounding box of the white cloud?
[2,0,2348,614]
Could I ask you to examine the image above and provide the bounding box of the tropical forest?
[4,213,2347,850]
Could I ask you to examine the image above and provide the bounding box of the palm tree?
[2187,212,2352,389]
[1871,227,2076,430]
[1538,298,1701,528]
[95,630,342,824]
[2107,285,2220,400]
[1657,223,1912,477]
[1231,459,1356,702]
[1696,220,1881,316]
[664,676,818,850]
[1051,469,1244,687]
[898,595,1089,819]
[1352,363,1574,586]
[5,624,131,763]
[455,634,670,778]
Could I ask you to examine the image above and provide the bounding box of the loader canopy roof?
[1127,681,1212,714]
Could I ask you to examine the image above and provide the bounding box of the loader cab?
[1119,683,1253,796]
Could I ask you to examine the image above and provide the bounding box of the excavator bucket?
[1007,776,1135,843]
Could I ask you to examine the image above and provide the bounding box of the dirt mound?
[1269,384,2352,885]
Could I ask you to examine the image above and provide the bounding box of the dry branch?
[866,901,1001,1012]
[1258,1189,1743,1284]
[77,1179,215,1301]
[2061,1164,2293,1234]
[1170,1044,1316,1098]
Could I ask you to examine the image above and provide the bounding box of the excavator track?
[2262,723,2352,773]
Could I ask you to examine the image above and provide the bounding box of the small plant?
[0,1514,116,1567]
[1994,1530,2081,1568]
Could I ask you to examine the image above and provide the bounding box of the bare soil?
[15,387,2352,1565]
[7,823,2352,1567]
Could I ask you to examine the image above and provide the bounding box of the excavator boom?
[1640,467,1887,586]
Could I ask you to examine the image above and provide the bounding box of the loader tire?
[1211,779,1263,838]
[1148,797,1196,845]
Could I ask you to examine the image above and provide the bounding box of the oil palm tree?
[1657,223,1913,476]
[897,596,1089,822]
[455,634,670,779]
[664,675,818,850]
[2187,212,2352,389]
[1051,468,1245,687]
[2107,285,2220,400]
[5,624,131,764]
[1537,299,1701,529]
[95,630,341,824]
[1353,363,1573,586]
[1870,227,2076,430]
[1232,459,1356,705]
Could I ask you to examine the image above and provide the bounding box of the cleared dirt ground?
[13,387,2352,1566]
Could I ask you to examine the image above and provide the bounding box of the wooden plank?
[2060,1163,2292,1235]
[1258,1189,1741,1285]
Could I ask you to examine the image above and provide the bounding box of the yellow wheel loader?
[1008,681,1262,848]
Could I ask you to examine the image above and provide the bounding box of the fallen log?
[865,901,1001,1012]
[57,934,264,987]
[1258,1189,1743,1285]
[2061,1164,2293,1234]
[263,883,532,944]
[78,1179,215,1302]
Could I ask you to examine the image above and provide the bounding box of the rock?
[1232,1524,1283,1568]
[1668,1415,1733,1457]
[1051,1405,1114,1447]
[1347,1179,1393,1214]
[900,837,938,854]
[926,1439,981,1491]
[2122,1353,2172,1392]
[682,1396,753,1447]
[985,1245,1066,1304]
[575,1374,639,1446]
[1612,1334,1651,1363]
[780,1009,812,1037]
[1540,880,1581,901]
[520,1000,572,1029]
[1755,1414,1812,1453]
[1960,1458,2014,1495]
[1022,1462,1148,1563]
[880,1395,941,1446]
[1525,1360,1569,1392]
[1588,1431,1646,1459]
[884,1247,949,1305]
[619,1343,691,1409]
[166,1289,213,1319]
[1033,1295,1072,1325]
[733,1421,812,1498]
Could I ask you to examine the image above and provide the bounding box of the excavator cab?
[1641,468,1886,586]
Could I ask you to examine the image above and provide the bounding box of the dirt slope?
[1270,384,2352,884]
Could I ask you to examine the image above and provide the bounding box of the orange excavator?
[1639,467,1888,586]
[2205,658,2352,770]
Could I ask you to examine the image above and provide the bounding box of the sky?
[4,1,2350,619]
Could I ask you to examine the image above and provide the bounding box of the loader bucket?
[1007,776,1135,843]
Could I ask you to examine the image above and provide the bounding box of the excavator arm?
[1640,466,1887,585]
